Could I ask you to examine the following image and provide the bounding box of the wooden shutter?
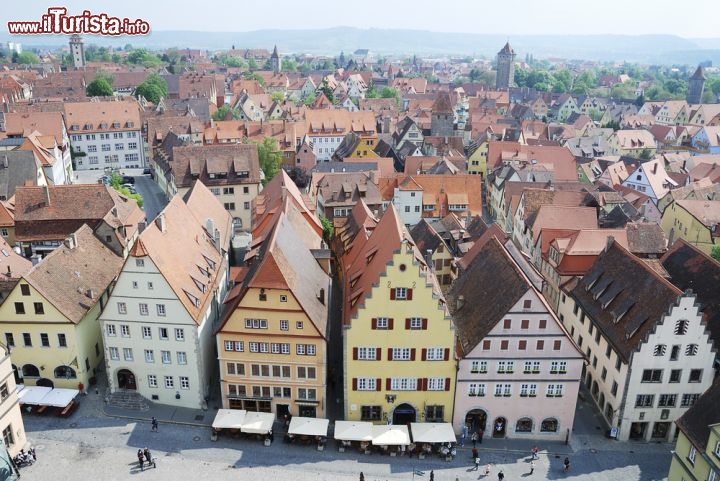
[387,348,393,361]
[422,318,428,330]
[388,318,394,330]
[421,378,428,391]
[421,348,427,361]
[376,378,381,391]
[405,318,411,329]
[410,348,416,361]
[444,378,451,391]
[407,289,413,300]
[353,347,358,360]
[375,349,381,361]
[390,288,396,300]
[386,378,392,390]
[371,318,377,329]
[352,378,357,390]
[443,348,450,361]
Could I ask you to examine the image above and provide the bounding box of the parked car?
[122,175,135,184]
[143,168,152,175]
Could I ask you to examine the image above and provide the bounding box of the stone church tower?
[69,34,85,68]
[271,45,281,74]
[495,42,516,90]
[431,91,454,137]
[687,65,706,104]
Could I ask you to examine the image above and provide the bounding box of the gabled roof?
[661,239,720,348]
[447,237,529,355]
[567,239,682,363]
[0,150,42,201]
[431,92,453,114]
[675,377,720,452]
[129,181,232,324]
[529,205,598,241]
[25,224,123,324]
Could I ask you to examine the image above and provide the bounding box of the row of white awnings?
[211,409,275,434]
[17,385,79,407]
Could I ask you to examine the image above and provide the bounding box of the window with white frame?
[427,378,446,391]
[495,383,511,396]
[550,361,567,374]
[123,348,133,361]
[426,347,444,361]
[106,324,116,336]
[688,445,697,464]
[250,342,259,352]
[148,375,158,388]
[357,378,377,391]
[498,361,514,373]
[161,350,171,364]
[298,388,316,400]
[120,325,130,337]
[468,383,486,396]
[409,317,423,329]
[358,347,377,360]
[280,320,289,331]
[234,341,244,352]
[546,384,564,397]
[259,342,269,353]
[147,282,154,290]
[164,376,174,389]
[375,317,389,329]
[175,328,185,341]
[394,287,407,300]
[390,378,418,390]
[281,343,290,354]
[271,343,281,354]
[393,347,411,360]
[177,352,187,364]
[142,326,152,339]
[470,360,487,373]
[224,340,234,351]
[144,349,154,363]
[296,321,304,329]
[109,347,119,360]
[180,376,190,390]
[157,304,166,316]
[715,440,720,457]
[245,318,268,329]
[139,303,149,316]
[117,302,127,314]
[159,328,168,340]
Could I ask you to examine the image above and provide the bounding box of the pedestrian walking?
[531,446,539,459]
[498,470,504,481]
[471,447,478,460]
[530,460,535,474]
[471,431,478,448]
[143,447,155,468]
[460,424,468,447]
[137,449,145,471]
[478,427,484,444]
[430,470,434,481]
[485,464,492,476]
[473,456,481,471]
[151,416,158,432]
[359,472,364,481]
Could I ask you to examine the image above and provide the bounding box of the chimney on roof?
[138,221,146,234]
[652,162,658,174]
[605,235,615,252]
[44,184,51,206]
[155,213,166,233]
[6,265,11,278]
[317,287,325,305]
[86,288,94,299]
[64,232,77,250]
[30,253,41,266]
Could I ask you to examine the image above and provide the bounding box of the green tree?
[320,215,333,243]
[318,79,335,104]
[712,245,720,262]
[271,91,285,102]
[134,73,168,104]
[109,172,143,208]
[243,72,266,87]
[303,94,316,106]
[16,51,40,64]
[638,149,653,160]
[212,105,231,121]
[255,137,282,186]
[86,78,113,97]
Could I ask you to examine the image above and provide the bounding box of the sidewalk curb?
[101,407,213,429]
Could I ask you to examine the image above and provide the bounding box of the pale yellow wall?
[468,141,488,177]
[218,286,327,417]
[668,429,719,481]
[344,242,456,423]
[179,182,262,232]
[0,280,102,388]
[661,202,715,255]
[0,345,26,457]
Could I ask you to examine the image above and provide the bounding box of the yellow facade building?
[217,171,331,418]
[661,199,720,256]
[339,203,456,424]
[0,225,123,390]
[0,342,27,457]
[668,380,720,481]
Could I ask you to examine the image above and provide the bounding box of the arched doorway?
[465,409,487,434]
[117,369,137,390]
[392,403,416,425]
[36,378,54,388]
[54,365,77,380]
[492,416,507,438]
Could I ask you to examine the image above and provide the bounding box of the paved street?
[18,374,672,481]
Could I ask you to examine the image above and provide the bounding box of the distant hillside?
[4,28,720,65]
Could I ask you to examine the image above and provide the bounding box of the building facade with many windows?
[65,98,145,171]
[99,181,232,408]
[0,342,27,458]
[339,203,456,424]
[447,236,583,440]
[558,239,714,441]
[217,171,331,418]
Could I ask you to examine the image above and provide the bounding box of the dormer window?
[84,123,93,130]
[112,122,121,129]
[126,121,134,128]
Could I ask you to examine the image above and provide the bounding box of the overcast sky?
[7,0,719,38]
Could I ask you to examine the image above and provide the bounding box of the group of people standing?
[137,447,155,471]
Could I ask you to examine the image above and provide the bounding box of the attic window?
[112,122,121,129]
[99,122,108,129]
[198,265,210,278]
[237,170,249,178]
[84,123,93,130]
[185,290,200,307]
[70,124,79,131]
[191,276,207,293]
[126,121,134,128]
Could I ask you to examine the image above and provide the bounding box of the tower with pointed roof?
[687,65,706,104]
[431,91,454,137]
[271,45,281,74]
[495,42,516,90]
